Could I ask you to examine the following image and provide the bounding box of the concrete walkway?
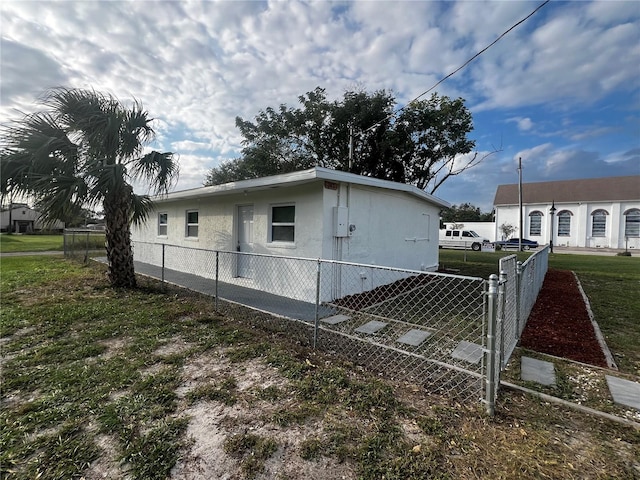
[132,260,336,322]
[521,355,640,412]
[0,250,64,257]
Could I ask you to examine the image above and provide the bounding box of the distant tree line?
[440,203,494,224]
[205,87,499,195]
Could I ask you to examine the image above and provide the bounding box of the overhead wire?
[362,0,551,134]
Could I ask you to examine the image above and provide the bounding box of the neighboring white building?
[493,176,640,250]
[132,167,449,301]
[0,203,65,233]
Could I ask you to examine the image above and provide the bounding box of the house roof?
[156,167,450,208]
[493,176,640,206]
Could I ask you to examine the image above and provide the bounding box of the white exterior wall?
[494,201,640,249]
[133,183,325,256]
[338,184,440,272]
[131,178,444,303]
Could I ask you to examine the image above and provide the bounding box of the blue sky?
[1,0,638,211]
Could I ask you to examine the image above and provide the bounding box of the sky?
[1,0,639,212]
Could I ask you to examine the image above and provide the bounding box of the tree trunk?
[104,187,136,288]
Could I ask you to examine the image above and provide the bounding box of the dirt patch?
[171,352,355,480]
[519,269,608,368]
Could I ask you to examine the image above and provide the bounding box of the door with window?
[237,205,254,277]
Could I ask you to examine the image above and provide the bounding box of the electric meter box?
[333,206,349,237]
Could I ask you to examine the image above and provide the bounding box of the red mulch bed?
[520,268,608,368]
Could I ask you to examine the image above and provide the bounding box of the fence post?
[161,244,166,284]
[215,251,219,311]
[313,259,321,349]
[485,274,499,416]
[63,231,67,256]
[84,231,90,264]
[516,261,523,338]
[498,270,507,370]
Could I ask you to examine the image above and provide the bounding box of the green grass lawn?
[438,249,640,375]
[1,255,637,479]
[0,234,64,252]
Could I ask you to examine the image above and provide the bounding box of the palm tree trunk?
[104,187,136,288]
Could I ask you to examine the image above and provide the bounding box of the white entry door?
[237,205,254,277]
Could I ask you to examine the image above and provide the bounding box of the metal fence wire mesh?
[498,247,550,370]
[63,229,106,262]
[123,241,488,405]
[65,237,549,412]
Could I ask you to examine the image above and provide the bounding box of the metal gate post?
[313,259,321,349]
[215,251,219,311]
[516,261,523,337]
[84,231,90,264]
[485,274,499,416]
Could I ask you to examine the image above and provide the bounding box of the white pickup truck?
[439,229,491,251]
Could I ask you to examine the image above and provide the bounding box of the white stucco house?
[132,167,449,302]
[493,176,640,250]
[0,203,65,233]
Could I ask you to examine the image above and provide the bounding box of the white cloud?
[171,140,211,152]
[507,116,534,132]
[1,0,637,203]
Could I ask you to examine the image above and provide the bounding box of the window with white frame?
[158,212,168,236]
[591,209,607,237]
[557,210,572,236]
[270,205,295,242]
[624,208,640,237]
[186,210,199,238]
[529,211,543,236]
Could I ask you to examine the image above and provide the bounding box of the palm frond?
[130,151,179,195]
[2,86,177,234]
[130,193,155,226]
[120,102,154,159]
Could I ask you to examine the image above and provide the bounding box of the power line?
[362,0,551,134]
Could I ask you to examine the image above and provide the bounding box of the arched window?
[591,209,608,237]
[528,211,543,236]
[624,209,640,237]
[557,210,572,237]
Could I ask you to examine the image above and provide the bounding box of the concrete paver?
[521,356,556,386]
[397,329,431,346]
[320,314,350,325]
[451,341,483,364]
[605,375,640,411]
[354,320,388,335]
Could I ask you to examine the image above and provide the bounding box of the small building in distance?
[0,203,65,233]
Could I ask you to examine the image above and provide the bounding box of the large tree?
[1,88,178,288]
[206,87,494,194]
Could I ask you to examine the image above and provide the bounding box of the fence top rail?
[64,228,105,233]
[521,245,550,268]
[131,240,486,283]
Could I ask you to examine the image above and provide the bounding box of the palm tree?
[1,88,178,288]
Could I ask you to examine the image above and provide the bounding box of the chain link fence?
[63,229,106,263]
[129,240,488,407]
[68,238,549,414]
[497,246,550,370]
